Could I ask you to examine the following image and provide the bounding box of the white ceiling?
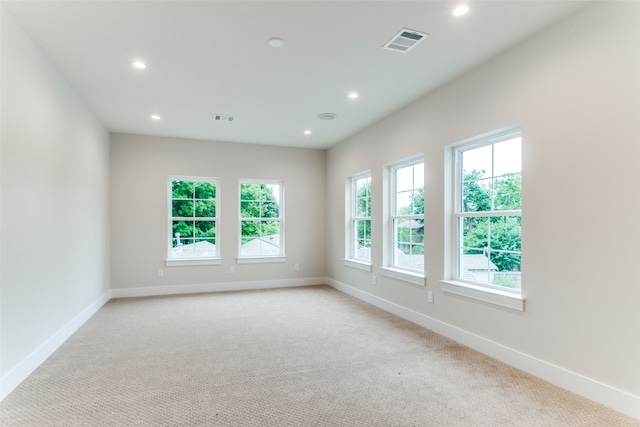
[3,1,590,149]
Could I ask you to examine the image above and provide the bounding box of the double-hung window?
[167,177,219,265]
[345,172,372,269]
[442,126,523,310]
[238,180,284,262]
[381,156,425,285]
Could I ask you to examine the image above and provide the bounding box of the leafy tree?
[462,170,521,272]
[355,179,371,248]
[240,183,279,243]
[171,181,216,247]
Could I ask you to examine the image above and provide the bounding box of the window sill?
[343,259,373,272]
[236,256,286,264]
[440,280,525,312]
[165,258,222,267]
[380,267,425,286]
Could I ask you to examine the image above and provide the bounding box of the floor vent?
[213,114,235,122]
[383,28,429,53]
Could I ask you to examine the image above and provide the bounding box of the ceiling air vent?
[213,114,235,122]
[383,28,429,53]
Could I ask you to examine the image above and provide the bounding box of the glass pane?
[356,196,369,217]
[396,191,412,215]
[172,220,194,242]
[262,201,279,218]
[356,177,370,197]
[262,220,280,238]
[194,221,215,238]
[459,248,489,284]
[493,175,521,210]
[411,220,424,244]
[413,163,424,189]
[462,176,491,212]
[395,219,412,245]
[172,181,193,199]
[461,144,491,179]
[195,200,216,217]
[172,199,193,217]
[240,201,259,218]
[192,238,216,257]
[488,216,521,253]
[194,181,216,199]
[171,238,195,257]
[265,184,280,202]
[412,189,424,215]
[462,216,488,250]
[396,166,413,192]
[241,220,260,243]
[493,137,521,177]
[489,251,521,290]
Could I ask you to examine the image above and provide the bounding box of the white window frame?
[166,176,221,267]
[344,171,372,271]
[381,155,425,286]
[237,179,285,264]
[441,125,525,311]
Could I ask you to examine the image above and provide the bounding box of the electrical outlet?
[294,263,300,271]
[157,269,164,278]
[230,266,235,273]
[427,291,434,303]
[372,275,377,285]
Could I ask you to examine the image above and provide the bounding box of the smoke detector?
[213,114,235,122]
[383,28,429,53]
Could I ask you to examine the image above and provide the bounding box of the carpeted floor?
[1,285,637,426]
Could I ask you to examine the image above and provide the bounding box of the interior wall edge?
[0,291,111,402]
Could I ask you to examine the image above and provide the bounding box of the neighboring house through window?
[442,125,524,311]
[167,177,220,265]
[238,180,284,262]
[381,155,425,285]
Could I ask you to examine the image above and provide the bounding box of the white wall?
[1,7,110,386]
[110,133,325,293]
[326,0,639,411]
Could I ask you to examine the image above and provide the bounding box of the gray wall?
[110,133,326,291]
[326,1,640,397]
[1,8,110,378]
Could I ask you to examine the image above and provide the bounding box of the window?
[441,127,523,310]
[239,181,284,261]
[389,157,425,274]
[168,177,219,263]
[346,172,372,267]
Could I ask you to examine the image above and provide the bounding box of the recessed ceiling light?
[133,61,147,69]
[317,113,337,121]
[453,5,469,16]
[151,114,160,120]
[304,130,312,135]
[348,92,359,99]
[268,37,286,48]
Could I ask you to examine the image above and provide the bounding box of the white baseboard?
[0,290,111,401]
[327,278,640,421]
[110,277,326,298]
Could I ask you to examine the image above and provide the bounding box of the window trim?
[166,175,221,265]
[238,179,285,260]
[345,171,372,269]
[443,125,524,309]
[386,155,425,278]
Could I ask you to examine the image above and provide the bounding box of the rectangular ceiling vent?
[383,28,429,53]
[213,114,235,122]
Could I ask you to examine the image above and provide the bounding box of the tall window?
[350,173,371,262]
[168,177,218,259]
[455,130,521,292]
[239,181,284,258]
[390,158,424,273]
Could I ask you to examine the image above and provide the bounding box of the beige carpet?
[1,285,637,426]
